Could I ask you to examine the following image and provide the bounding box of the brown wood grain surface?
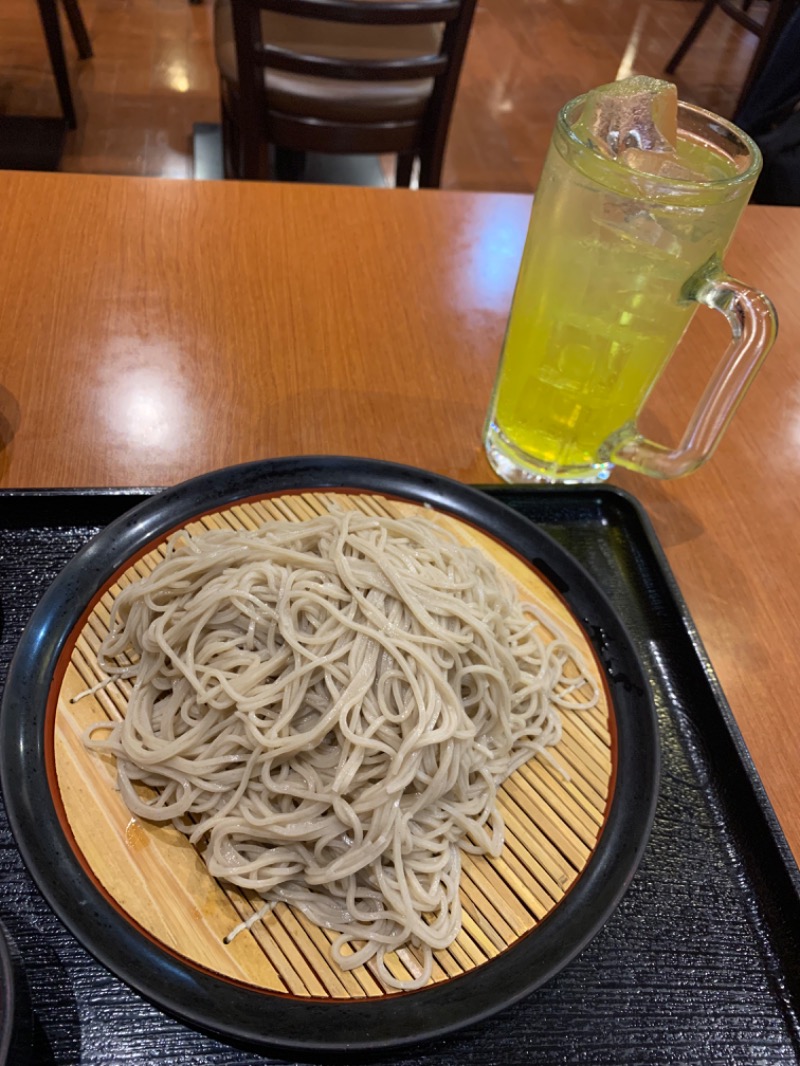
[0,170,798,866]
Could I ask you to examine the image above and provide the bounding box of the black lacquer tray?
[0,482,798,1065]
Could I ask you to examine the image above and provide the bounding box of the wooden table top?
[0,169,798,863]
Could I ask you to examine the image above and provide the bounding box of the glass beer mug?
[484,77,778,484]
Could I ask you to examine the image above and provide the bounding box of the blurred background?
[0,0,787,189]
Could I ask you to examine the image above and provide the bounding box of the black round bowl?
[0,456,660,1055]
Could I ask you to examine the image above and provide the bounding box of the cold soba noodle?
[83,509,598,989]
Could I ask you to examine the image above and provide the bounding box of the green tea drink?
[484,78,760,483]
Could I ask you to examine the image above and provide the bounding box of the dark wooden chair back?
[217,0,478,185]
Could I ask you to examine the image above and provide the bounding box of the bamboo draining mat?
[54,491,612,998]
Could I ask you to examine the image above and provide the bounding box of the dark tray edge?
[570,486,800,886]
[485,482,800,1051]
[590,486,800,1048]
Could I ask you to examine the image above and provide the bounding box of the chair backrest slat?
[256,0,461,24]
[266,110,421,155]
[257,45,448,81]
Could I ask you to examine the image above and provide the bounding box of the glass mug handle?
[607,257,778,479]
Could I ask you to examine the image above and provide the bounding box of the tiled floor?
[0,0,762,188]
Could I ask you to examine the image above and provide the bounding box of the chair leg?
[60,0,92,59]
[221,97,237,179]
[275,148,306,181]
[665,0,719,73]
[237,106,270,180]
[36,0,77,128]
[241,138,271,180]
[418,144,445,189]
[395,154,415,187]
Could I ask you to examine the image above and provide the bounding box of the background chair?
[665,0,800,114]
[37,0,93,128]
[214,0,478,186]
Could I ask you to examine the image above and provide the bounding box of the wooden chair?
[213,0,478,186]
[665,0,800,113]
